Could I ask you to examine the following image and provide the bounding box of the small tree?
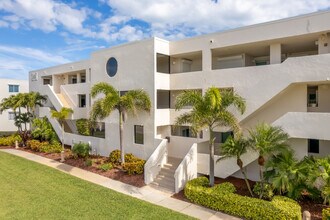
[175,87,246,186]
[218,135,253,196]
[90,82,151,164]
[248,123,290,198]
[51,107,73,161]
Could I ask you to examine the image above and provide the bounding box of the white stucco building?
[0,78,29,132]
[30,11,330,192]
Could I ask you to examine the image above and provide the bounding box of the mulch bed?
[172,176,328,220]
[0,146,145,188]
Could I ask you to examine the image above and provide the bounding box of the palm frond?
[90,82,118,98]
[175,90,202,110]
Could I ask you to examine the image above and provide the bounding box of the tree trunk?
[209,127,215,187]
[61,123,65,150]
[119,111,125,164]
[259,165,264,199]
[238,158,253,197]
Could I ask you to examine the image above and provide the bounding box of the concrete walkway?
[0,149,240,220]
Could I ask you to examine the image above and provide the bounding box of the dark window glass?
[106,57,118,77]
[9,85,19,92]
[214,131,234,143]
[79,94,86,108]
[134,125,144,144]
[157,53,170,73]
[308,139,319,153]
[157,90,170,109]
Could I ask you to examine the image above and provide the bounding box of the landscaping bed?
[172,176,327,220]
[0,146,145,188]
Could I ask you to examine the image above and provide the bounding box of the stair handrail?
[144,138,168,184]
[44,85,63,111]
[174,143,197,193]
[60,85,76,107]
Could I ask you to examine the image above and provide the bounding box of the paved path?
[0,149,240,220]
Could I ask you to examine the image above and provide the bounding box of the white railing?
[144,138,168,184]
[44,85,63,111]
[174,143,197,193]
[60,85,76,107]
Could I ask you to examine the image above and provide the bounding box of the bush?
[99,163,113,171]
[76,119,90,136]
[322,208,330,220]
[0,134,21,146]
[32,117,59,143]
[72,142,90,158]
[123,159,145,175]
[27,139,43,151]
[40,141,62,153]
[213,182,236,194]
[253,182,274,200]
[109,150,121,164]
[184,177,301,220]
[85,159,92,167]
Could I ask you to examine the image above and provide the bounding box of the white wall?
[0,79,29,132]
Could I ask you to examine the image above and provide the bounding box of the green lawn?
[0,151,193,220]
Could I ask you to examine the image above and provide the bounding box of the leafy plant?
[76,119,91,136]
[109,150,121,164]
[72,142,90,158]
[123,159,145,175]
[322,207,330,220]
[32,117,59,143]
[85,159,92,167]
[99,163,113,171]
[0,134,21,146]
[253,182,274,200]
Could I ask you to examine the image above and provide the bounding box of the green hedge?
[184,177,301,220]
[76,119,90,136]
[323,208,330,220]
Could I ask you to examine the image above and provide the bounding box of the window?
[134,125,144,144]
[214,131,234,144]
[8,112,15,120]
[106,57,118,77]
[80,73,86,83]
[69,75,77,84]
[78,94,86,108]
[43,78,51,85]
[8,85,19,93]
[307,86,318,107]
[308,139,319,153]
[120,91,128,96]
[157,53,170,74]
[171,125,202,138]
[157,90,170,109]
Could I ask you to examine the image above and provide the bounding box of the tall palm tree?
[248,123,290,197]
[51,107,74,161]
[175,87,246,186]
[90,82,151,164]
[26,92,47,119]
[218,135,253,196]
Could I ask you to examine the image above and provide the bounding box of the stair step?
[149,183,175,193]
[154,175,175,183]
[159,169,175,176]
[151,180,175,190]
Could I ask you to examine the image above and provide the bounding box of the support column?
[270,43,282,64]
[202,49,212,71]
[318,34,329,54]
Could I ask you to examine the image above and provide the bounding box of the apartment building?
[29,10,330,192]
[0,79,28,132]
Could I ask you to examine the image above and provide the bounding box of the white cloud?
[0,0,96,36]
[105,0,330,38]
[0,20,9,27]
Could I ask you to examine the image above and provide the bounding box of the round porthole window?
[106,57,118,77]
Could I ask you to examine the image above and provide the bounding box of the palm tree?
[218,135,253,196]
[51,107,73,161]
[175,87,246,186]
[248,123,290,198]
[90,82,151,164]
[26,92,47,119]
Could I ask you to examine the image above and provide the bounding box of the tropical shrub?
[40,141,62,153]
[253,182,274,200]
[76,118,90,136]
[184,177,301,220]
[72,142,90,158]
[123,159,145,175]
[322,207,330,220]
[85,159,92,167]
[99,163,113,171]
[0,134,21,146]
[32,117,58,143]
[109,150,121,164]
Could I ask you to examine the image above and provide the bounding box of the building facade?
[0,78,29,132]
[29,11,330,192]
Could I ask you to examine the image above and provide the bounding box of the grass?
[0,151,193,220]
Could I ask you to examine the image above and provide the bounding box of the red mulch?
[172,176,328,220]
[0,146,145,188]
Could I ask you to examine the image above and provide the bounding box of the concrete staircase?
[150,157,181,193]
[56,93,70,108]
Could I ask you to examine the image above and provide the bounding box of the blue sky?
[0,0,330,80]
